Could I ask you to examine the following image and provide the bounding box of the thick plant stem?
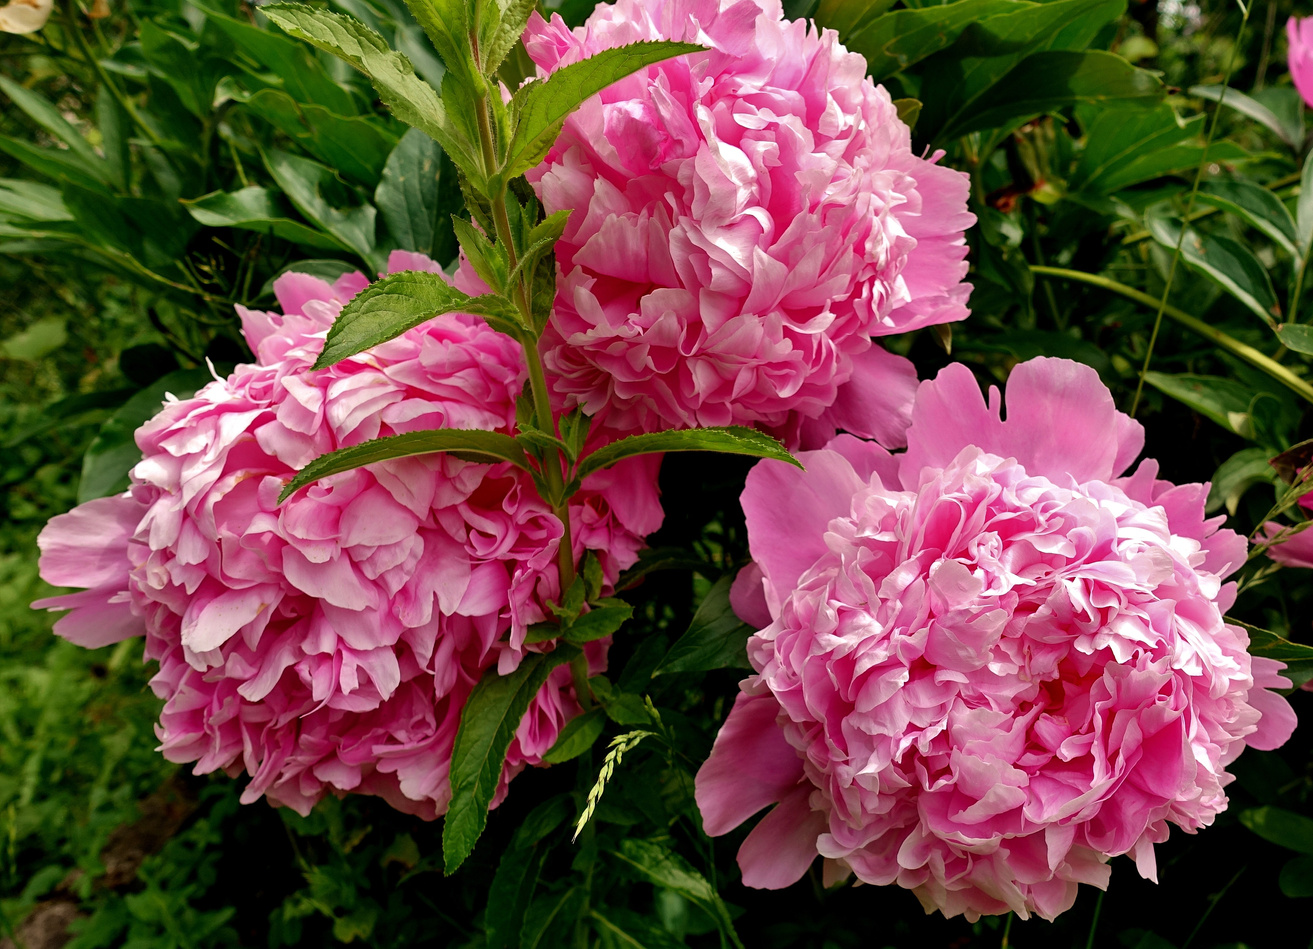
[1031,265,1313,404]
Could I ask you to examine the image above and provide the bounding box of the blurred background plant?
[3,0,1313,946]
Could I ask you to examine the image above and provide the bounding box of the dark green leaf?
[575,427,799,481]
[565,601,634,644]
[1191,84,1300,148]
[375,127,442,255]
[1142,372,1258,438]
[841,0,1018,81]
[655,574,754,676]
[1279,855,1313,898]
[244,90,397,185]
[0,135,111,193]
[2,388,134,450]
[1070,105,1202,195]
[1206,448,1278,515]
[541,708,607,764]
[814,0,898,38]
[610,840,744,949]
[0,76,107,178]
[1276,324,1313,355]
[590,908,686,949]
[1240,807,1313,855]
[183,187,350,252]
[139,21,218,119]
[0,178,71,223]
[94,85,130,193]
[263,149,378,267]
[946,51,1161,139]
[505,41,704,179]
[520,887,588,949]
[1147,214,1281,324]
[314,270,521,368]
[444,646,581,874]
[1228,618,1313,688]
[1197,179,1298,257]
[280,428,532,502]
[1299,149,1313,258]
[79,370,216,503]
[485,795,572,949]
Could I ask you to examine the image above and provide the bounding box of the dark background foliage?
[3,0,1313,946]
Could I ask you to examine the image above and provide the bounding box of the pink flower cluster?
[696,358,1297,921]
[1289,17,1313,109]
[523,0,972,445]
[34,253,663,818]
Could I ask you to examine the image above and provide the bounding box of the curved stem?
[1031,265,1313,404]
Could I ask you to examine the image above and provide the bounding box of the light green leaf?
[1240,807,1313,855]
[0,178,71,223]
[947,50,1161,139]
[1147,214,1281,325]
[541,708,607,764]
[611,840,745,949]
[374,127,442,255]
[1206,448,1277,515]
[1276,323,1313,355]
[243,89,397,185]
[654,574,754,676]
[79,370,216,503]
[444,646,581,874]
[263,149,378,266]
[575,427,800,481]
[1191,84,1300,148]
[814,0,898,38]
[505,41,703,180]
[183,187,351,252]
[1196,178,1298,258]
[279,428,532,502]
[400,0,476,85]
[564,601,634,644]
[314,270,521,368]
[840,0,1019,81]
[483,0,539,78]
[2,318,66,361]
[1071,105,1201,195]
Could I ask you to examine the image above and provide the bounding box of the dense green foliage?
[4,0,1313,946]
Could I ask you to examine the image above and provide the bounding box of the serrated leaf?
[1196,178,1299,258]
[453,215,509,292]
[541,708,607,764]
[260,4,481,184]
[565,602,634,644]
[315,270,521,368]
[575,427,799,481]
[610,840,744,949]
[1147,213,1281,325]
[483,0,538,77]
[444,646,581,874]
[1240,806,1313,854]
[505,41,703,179]
[280,428,531,502]
[654,574,754,676]
[402,0,476,85]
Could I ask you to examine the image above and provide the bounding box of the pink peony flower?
[696,357,1297,921]
[1289,17,1313,109]
[34,253,663,819]
[522,0,972,444]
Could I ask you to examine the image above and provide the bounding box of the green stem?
[1129,0,1250,416]
[1031,265,1313,403]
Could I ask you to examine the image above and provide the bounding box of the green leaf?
[263,149,378,267]
[1206,448,1277,515]
[1228,618,1313,688]
[575,427,799,481]
[95,85,130,193]
[520,887,588,949]
[1196,179,1299,258]
[655,574,754,676]
[1240,807,1313,855]
[260,4,480,183]
[814,0,898,38]
[483,0,539,78]
[541,708,607,764]
[1142,372,1259,438]
[1190,84,1300,149]
[841,0,1018,81]
[1,388,134,449]
[610,840,745,949]
[1276,323,1313,355]
[0,135,111,193]
[590,908,686,949]
[946,50,1161,139]
[183,187,351,252]
[400,0,476,86]
[139,21,220,119]
[0,76,107,179]
[1279,855,1313,899]
[314,270,521,368]
[374,127,443,255]
[505,41,703,179]
[444,646,581,874]
[0,178,71,223]
[243,90,397,185]
[1147,214,1281,325]
[485,795,572,948]
[79,370,216,503]
[280,428,532,502]
[1,318,66,361]
[1298,149,1313,258]
[892,97,922,131]
[565,601,634,644]
[1070,105,1205,195]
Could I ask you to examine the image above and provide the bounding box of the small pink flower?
[1290,17,1313,109]
[696,357,1296,921]
[34,253,664,818]
[522,0,972,444]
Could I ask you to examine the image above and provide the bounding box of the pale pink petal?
[737,785,826,889]
[696,690,803,835]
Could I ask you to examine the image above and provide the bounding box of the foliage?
[3,0,1313,947]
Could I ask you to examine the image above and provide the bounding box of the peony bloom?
[1290,17,1313,109]
[696,357,1296,921]
[522,0,972,445]
[0,0,52,33]
[34,252,663,818]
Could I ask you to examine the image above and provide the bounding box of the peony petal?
[736,785,826,889]
[696,690,804,836]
